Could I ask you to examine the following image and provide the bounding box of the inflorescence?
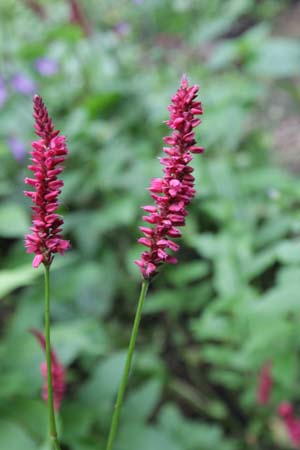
[135,75,204,279]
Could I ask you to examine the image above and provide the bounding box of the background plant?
[1,0,300,449]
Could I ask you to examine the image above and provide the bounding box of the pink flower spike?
[135,76,204,279]
[257,361,272,405]
[24,95,70,267]
[30,328,66,411]
[278,402,294,418]
[278,402,300,447]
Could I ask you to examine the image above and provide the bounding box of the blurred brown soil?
[271,3,300,172]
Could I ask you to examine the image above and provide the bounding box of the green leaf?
[0,399,47,442]
[0,420,36,450]
[276,240,300,264]
[165,261,210,286]
[143,289,183,314]
[159,404,235,450]
[123,379,162,422]
[78,352,126,419]
[116,424,181,450]
[62,402,96,441]
[0,203,29,238]
[192,314,231,341]
[248,38,300,78]
[0,265,41,299]
[52,319,110,364]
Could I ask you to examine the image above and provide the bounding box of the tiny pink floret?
[32,254,44,268]
[135,75,204,278]
[24,95,70,268]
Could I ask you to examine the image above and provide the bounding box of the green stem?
[44,265,61,450]
[105,279,150,450]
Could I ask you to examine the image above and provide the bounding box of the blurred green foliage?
[1,0,300,449]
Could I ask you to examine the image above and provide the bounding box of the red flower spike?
[30,328,66,411]
[24,95,70,268]
[135,75,204,279]
[257,361,272,405]
[278,402,300,447]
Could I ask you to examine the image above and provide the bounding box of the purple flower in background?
[7,136,27,162]
[0,77,7,107]
[132,0,144,4]
[114,22,131,37]
[35,58,59,77]
[11,73,36,95]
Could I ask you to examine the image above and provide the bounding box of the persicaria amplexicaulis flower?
[257,361,272,405]
[278,402,300,447]
[30,328,66,411]
[24,95,70,268]
[135,75,204,279]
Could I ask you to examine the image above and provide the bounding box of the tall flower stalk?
[24,95,70,450]
[105,75,204,450]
